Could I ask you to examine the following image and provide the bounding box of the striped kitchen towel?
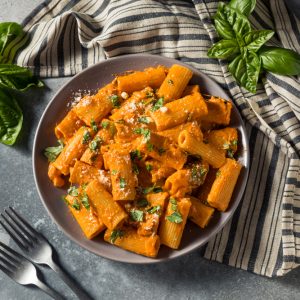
[15,0,300,277]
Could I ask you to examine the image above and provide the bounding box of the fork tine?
[0,241,24,262]
[0,263,14,277]
[0,247,20,266]
[0,255,18,271]
[5,209,38,243]
[9,207,42,238]
[0,219,28,251]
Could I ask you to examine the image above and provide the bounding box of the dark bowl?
[33,54,250,263]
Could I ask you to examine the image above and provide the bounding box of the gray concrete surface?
[0,1,300,299]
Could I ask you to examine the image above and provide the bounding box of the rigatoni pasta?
[45,63,244,258]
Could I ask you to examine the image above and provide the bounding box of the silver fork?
[0,207,92,300]
[0,240,63,299]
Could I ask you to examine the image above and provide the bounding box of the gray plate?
[33,54,250,264]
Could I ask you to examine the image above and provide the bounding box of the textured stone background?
[0,1,300,299]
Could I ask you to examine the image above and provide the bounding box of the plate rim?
[32,53,250,264]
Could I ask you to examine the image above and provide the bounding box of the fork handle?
[47,260,92,300]
[34,278,64,300]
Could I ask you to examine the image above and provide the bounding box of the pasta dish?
[45,64,242,258]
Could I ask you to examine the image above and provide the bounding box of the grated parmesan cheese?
[159,106,168,113]
[121,91,129,99]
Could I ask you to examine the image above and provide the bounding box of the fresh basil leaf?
[110,229,124,244]
[228,51,261,93]
[151,97,164,111]
[0,89,23,145]
[71,198,80,210]
[228,0,256,17]
[214,3,251,39]
[207,39,240,59]
[147,205,161,214]
[136,199,149,208]
[243,30,274,52]
[68,186,79,197]
[0,22,27,63]
[142,185,163,194]
[258,46,300,76]
[130,149,142,160]
[133,127,151,141]
[44,140,64,162]
[80,192,90,209]
[119,177,126,189]
[166,211,183,224]
[0,64,44,91]
[130,209,144,222]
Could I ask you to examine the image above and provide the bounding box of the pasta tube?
[157,64,193,102]
[151,92,208,131]
[48,164,65,187]
[189,196,214,228]
[159,197,191,249]
[182,85,200,97]
[53,127,94,175]
[117,66,166,94]
[103,149,137,201]
[55,110,84,141]
[207,158,242,211]
[178,130,226,168]
[86,180,128,230]
[73,83,117,125]
[104,228,160,258]
[65,194,105,239]
[69,161,99,185]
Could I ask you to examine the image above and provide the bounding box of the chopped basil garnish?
[227,149,234,158]
[136,199,149,207]
[110,229,124,244]
[101,120,109,129]
[146,91,154,98]
[138,116,150,124]
[68,186,79,197]
[133,127,151,141]
[166,211,183,224]
[147,205,161,214]
[71,198,80,210]
[110,94,120,108]
[216,170,221,177]
[132,163,139,174]
[89,136,102,151]
[146,164,153,172]
[232,139,238,146]
[167,79,174,85]
[151,97,164,112]
[119,177,126,189]
[130,149,142,161]
[44,140,64,162]
[82,130,91,144]
[91,119,98,132]
[143,185,163,194]
[130,209,144,222]
[158,147,165,155]
[146,142,154,151]
[80,192,90,209]
[111,169,118,175]
[62,196,69,206]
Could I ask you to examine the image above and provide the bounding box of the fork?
[0,240,63,299]
[0,207,92,300]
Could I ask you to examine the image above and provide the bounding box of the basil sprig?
[0,22,44,146]
[208,0,300,93]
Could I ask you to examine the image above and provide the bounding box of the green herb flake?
[227,149,234,158]
[44,140,64,162]
[151,97,164,112]
[216,170,221,177]
[110,94,120,108]
[110,229,124,244]
[71,198,80,211]
[111,169,118,175]
[143,185,163,194]
[146,164,153,172]
[89,136,102,151]
[68,186,79,197]
[138,116,150,124]
[158,147,166,155]
[101,121,109,129]
[223,142,230,150]
[80,192,90,209]
[132,164,139,174]
[146,142,154,151]
[119,177,127,189]
[91,119,98,132]
[133,128,151,141]
[130,150,142,161]
[146,91,154,98]
[136,199,149,208]
[61,196,69,206]
[231,139,238,146]
[147,205,161,214]
[81,183,88,190]
[167,79,174,85]
[82,130,91,144]
[130,209,144,222]
[167,211,183,224]
[170,198,177,211]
